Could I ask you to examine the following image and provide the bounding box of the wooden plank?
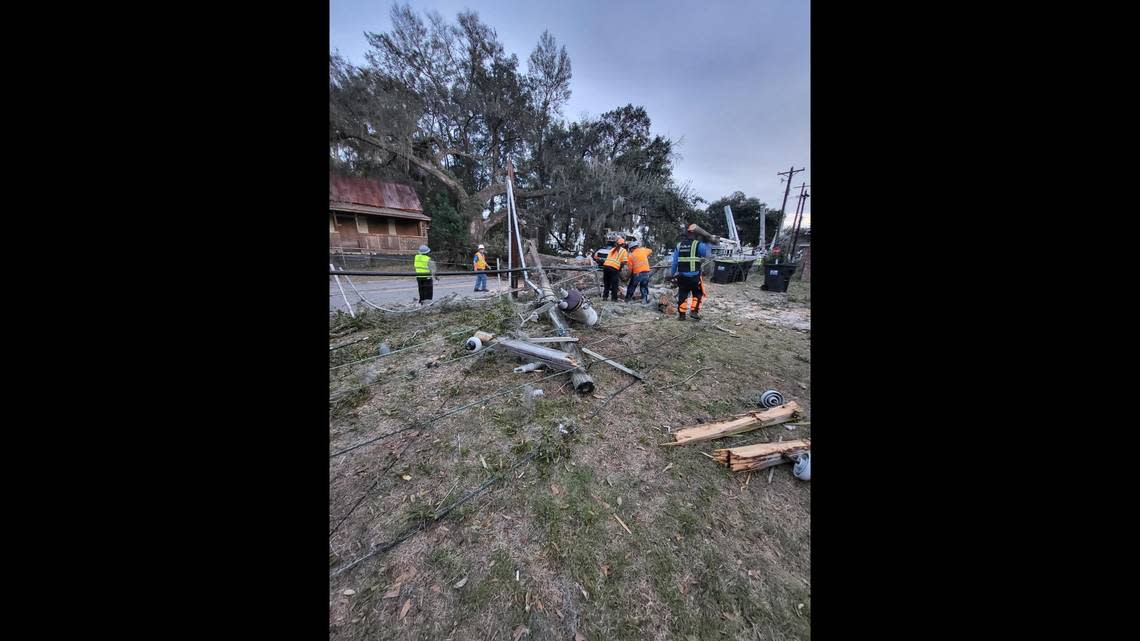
[669,402,801,445]
[713,439,810,473]
[581,347,645,380]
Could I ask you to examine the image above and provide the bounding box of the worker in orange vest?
[472,244,489,292]
[624,242,653,303]
[601,237,629,302]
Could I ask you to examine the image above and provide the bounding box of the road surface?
[330,274,511,313]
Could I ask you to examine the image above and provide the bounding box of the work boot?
[677,312,686,320]
[690,311,701,321]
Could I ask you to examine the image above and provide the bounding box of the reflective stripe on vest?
[414,253,431,278]
[676,239,701,272]
[474,252,488,270]
[629,247,651,274]
[603,246,628,269]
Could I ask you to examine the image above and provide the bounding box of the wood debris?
[664,402,801,446]
[713,439,811,473]
[614,514,633,535]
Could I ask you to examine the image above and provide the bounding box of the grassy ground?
[329,276,810,640]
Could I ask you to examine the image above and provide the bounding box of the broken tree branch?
[714,439,811,473]
[664,402,802,446]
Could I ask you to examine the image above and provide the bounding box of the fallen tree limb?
[714,439,810,472]
[664,402,802,446]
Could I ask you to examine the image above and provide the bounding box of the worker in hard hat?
[473,243,489,292]
[414,245,439,304]
[601,236,629,302]
[624,242,653,304]
[668,228,712,320]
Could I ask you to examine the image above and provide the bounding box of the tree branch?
[340,130,469,201]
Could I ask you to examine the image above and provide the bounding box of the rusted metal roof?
[329,202,431,221]
[329,172,424,213]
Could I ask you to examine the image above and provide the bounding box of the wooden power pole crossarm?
[772,165,805,250]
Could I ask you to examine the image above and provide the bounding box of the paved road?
[330,274,510,312]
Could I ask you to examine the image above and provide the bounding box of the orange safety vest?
[474,251,488,270]
[603,245,629,269]
[629,247,652,274]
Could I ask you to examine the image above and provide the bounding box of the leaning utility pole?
[789,183,810,260]
[771,165,805,251]
[506,160,525,298]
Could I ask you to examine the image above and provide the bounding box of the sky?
[330,0,810,226]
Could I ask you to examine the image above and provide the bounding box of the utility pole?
[789,183,810,261]
[506,160,519,298]
[758,204,766,252]
[772,165,805,251]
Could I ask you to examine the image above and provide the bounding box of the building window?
[388,218,397,236]
[355,215,369,234]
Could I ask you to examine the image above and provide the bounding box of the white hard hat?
[477,244,485,249]
[419,245,430,253]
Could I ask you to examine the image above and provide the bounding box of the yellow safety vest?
[474,252,488,270]
[414,253,431,279]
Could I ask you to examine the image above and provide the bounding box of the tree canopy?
[329,3,703,263]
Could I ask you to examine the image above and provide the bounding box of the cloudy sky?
[330,0,810,224]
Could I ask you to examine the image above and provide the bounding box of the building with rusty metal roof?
[329,172,430,255]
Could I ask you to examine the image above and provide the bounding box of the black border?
[113,1,1080,636]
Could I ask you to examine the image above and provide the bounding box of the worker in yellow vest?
[601,237,629,302]
[473,244,489,292]
[624,243,653,303]
[414,245,439,304]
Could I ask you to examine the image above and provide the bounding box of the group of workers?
[413,226,711,318]
[599,227,711,320]
[600,237,654,304]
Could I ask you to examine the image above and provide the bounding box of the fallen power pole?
[471,331,580,371]
[526,240,595,394]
